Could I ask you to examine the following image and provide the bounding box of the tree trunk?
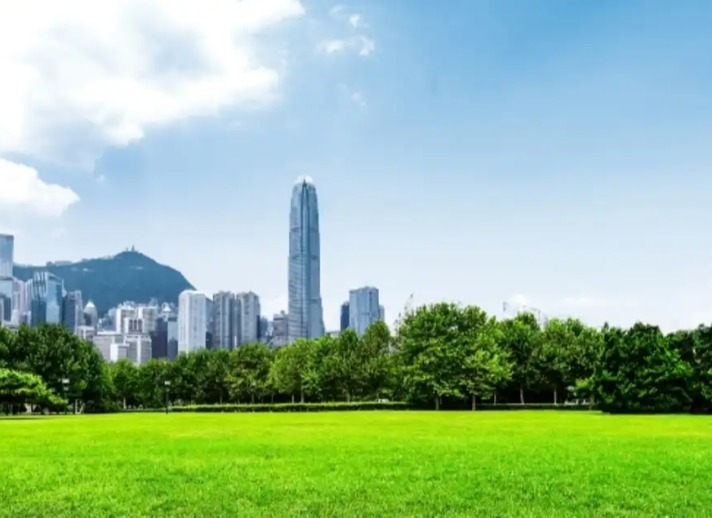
[554,388,558,406]
[346,391,351,403]
[494,391,498,406]
[123,398,126,410]
[251,393,255,404]
[271,394,274,403]
[300,388,304,403]
[519,386,525,404]
[471,394,477,411]
[291,394,295,404]
[435,397,441,411]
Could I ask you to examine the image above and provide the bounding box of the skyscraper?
[30,272,64,326]
[237,291,260,344]
[349,286,382,336]
[177,290,207,353]
[0,234,14,278]
[62,290,83,334]
[212,291,236,350]
[288,176,324,342]
[340,302,350,332]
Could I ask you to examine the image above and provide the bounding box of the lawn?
[1,411,712,517]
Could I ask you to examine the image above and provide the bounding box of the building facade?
[349,286,382,336]
[237,291,260,344]
[272,311,289,348]
[177,290,207,353]
[62,290,83,334]
[30,272,64,326]
[212,291,236,350]
[288,176,325,342]
[0,234,13,278]
[340,302,350,331]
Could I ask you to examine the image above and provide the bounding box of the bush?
[172,401,411,413]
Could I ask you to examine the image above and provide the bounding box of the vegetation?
[2,412,712,516]
[3,302,712,413]
[12,250,194,314]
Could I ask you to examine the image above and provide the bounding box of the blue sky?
[1,0,712,330]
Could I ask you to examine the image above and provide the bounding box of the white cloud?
[0,158,79,218]
[321,36,375,56]
[0,0,304,166]
[507,294,530,307]
[350,91,366,107]
[348,14,364,28]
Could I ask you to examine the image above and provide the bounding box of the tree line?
[2,302,712,414]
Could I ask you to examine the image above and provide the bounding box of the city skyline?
[3,1,712,332]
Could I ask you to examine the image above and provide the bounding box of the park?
[2,410,712,517]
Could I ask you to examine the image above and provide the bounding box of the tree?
[360,321,394,400]
[0,368,65,414]
[460,308,511,410]
[594,323,691,413]
[270,339,316,403]
[398,303,470,409]
[111,360,139,409]
[499,313,541,404]
[229,344,272,403]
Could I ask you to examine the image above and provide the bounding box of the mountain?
[13,250,195,316]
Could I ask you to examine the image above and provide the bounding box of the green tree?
[397,303,469,409]
[360,321,394,400]
[594,323,691,413]
[229,344,272,403]
[499,313,541,404]
[111,359,139,409]
[461,308,511,410]
[0,368,65,414]
[270,339,316,403]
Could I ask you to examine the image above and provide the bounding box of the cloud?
[350,91,367,107]
[0,0,304,166]
[348,14,364,29]
[507,294,530,307]
[0,158,79,218]
[321,36,375,56]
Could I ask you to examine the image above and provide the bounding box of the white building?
[125,333,152,365]
[178,290,207,353]
[349,286,383,336]
[137,305,158,333]
[236,291,260,345]
[272,311,288,348]
[115,303,137,333]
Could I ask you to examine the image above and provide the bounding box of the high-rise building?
[379,305,385,323]
[84,300,99,329]
[212,291,236,350]
[114,303,137,333]
[340,302,350,331]
[0,234,14,278]
[178,290,207,353]
[30,272,64,326]
[137,305,158,333]
[0,276,12,324]
[62,290,83,334]
[11,278,27,325]
[288,176,324,342]
[237,291,260,344]
[349,286,382,336]
[272,311,289,348]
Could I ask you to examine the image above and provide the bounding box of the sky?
[1,0,712,332]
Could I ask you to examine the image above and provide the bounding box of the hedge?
[476,403,595,411]
[171,401,411,413]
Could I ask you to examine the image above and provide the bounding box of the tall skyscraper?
[178,290,207,353]
[62,290,83,334]
[30,272,64,326]
[288,176,324,342]
[272,311,289,348]
[0,234,14,278]
[212,291,236,350]
[237,291,260,344]
[84,300,99,329]
[340,302,350,332]
[349,286,382,336]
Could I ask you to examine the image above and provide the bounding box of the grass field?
[2,411,712,517]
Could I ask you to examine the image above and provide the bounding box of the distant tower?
[288,177,325,342]
[349,286,382,336]
[84,300,99,329]
[0,234,14,278]
[340,302,350,332]
[178,290,207,353]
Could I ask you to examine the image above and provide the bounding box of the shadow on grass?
[0,416,48,421]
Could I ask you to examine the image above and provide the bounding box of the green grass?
[2,411,712,517]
